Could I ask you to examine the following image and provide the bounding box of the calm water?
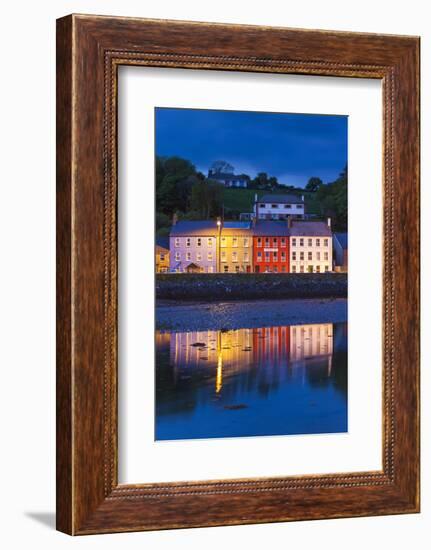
[155,322,347,440]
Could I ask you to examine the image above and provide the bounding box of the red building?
[253,221,290,273]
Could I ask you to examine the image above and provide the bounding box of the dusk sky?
[155,107,347,188]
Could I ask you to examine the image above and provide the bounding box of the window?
[308,251,312,260]
[316,265,320,272]
[324,252,329,260]
[196,252,202,261]
[316,238,320,247]
[186,252,191,261]
[292,251,296,260]
[264,251,270,261]
[175,252,180,261]
[308,238,312,247]
[221,250,227,262]
[281,238,286,247]
[243,237,249,247]
[300,265,304,273]
[296,204,303,209]
[299,238,304,246]
[197,238,202,247]
[317,252,321,261]
[265,238,270,246]
[208,252,213,261]
[264,266,271,273]
[224,265,229,273]
[300,251,304,260]
[221,237,227,247]
[271,204,278,208]
[257,238,262,247]
[325,265,329,272]
[285,204,292,209]
[160,254,165,261]
[232,251,238,262]
[308,265,313,273]
[281,266,286,272]
[235,265,240,273]
[207,237,213,246]
[232,237,238,247]
[292,238,296,246]
[259,203,265,208]
[273,253,278,262]
[281,252,286,261]
[292,265,296,273]
[273,266,278,273]
[244,252,249,262]
[175,238,180,248]
[186,238,191,247]
[324,239,329,246]
[273,238,277,245]
[208,266,214,273]
[257,251,262,262]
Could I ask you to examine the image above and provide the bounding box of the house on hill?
[254,194,305,220]
[208,169,248,188]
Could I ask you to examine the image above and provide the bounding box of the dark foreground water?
[155,320,348,441]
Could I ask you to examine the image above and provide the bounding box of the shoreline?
[156,297,347,332]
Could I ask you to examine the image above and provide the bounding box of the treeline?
[305,168,348,231]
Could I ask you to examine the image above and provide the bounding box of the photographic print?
[155,107,348,441]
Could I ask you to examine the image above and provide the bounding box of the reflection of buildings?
[157,323,336,395]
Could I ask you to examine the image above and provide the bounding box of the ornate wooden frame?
[56,14,420,534]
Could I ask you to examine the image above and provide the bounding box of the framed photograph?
[56,14,420,534]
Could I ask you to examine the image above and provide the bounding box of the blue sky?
[155,107,347,188]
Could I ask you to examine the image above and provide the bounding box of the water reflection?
[155,323,347,440]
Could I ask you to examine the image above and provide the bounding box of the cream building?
[219,222,253,273]
[289,219,333,273]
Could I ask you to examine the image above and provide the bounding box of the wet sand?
[156,298,347,332]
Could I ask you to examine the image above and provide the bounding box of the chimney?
[172,213,178,226]
[301,194,305,202]
[252,215,257,228]
[327,217,331,228]
[287,215,292,229]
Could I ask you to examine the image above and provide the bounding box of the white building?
[254,194,305,220]
[289,219,333,273]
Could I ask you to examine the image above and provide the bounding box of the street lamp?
[216,217,222,273]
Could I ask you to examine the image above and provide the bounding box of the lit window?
[232,237,238,247]
[325,265,329,272]
[221,237,227,247]
[207,237,213,246]
[186,252,191,261]
[196,252,202,261]
[292,265,297,273]
[244,238,249,247]
[232,252,238,262]
[208,266,214,273]
[175,252,180,261]
[208,252,213,261]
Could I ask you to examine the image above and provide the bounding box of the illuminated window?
[221,237,227,247]
[207,237,213,246]
[186,252,191,261]
[325,265,329,272]
[208,252,213,261]
[196,252,202,261]
[232,251,238,262]
[257,238,262,247]
[175,252,180,261]
[243,237,249,247]
[232,237,238,247]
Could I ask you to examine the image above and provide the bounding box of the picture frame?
[56,14,420,535]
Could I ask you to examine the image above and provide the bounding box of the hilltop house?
[169,220,219,273]
[289,219,333,273]
[208,169,248,188]
[254,194,305,220]
[252,221,290,273]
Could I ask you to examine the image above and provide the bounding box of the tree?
[191,180,224,218]
[210,160,234,174]
[305,177,323,192]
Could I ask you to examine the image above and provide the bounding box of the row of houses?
[156,218,348,274]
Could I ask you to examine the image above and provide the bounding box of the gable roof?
[258,194,304,204]
[289,220,332,237]
[221,221,252,235]
[334,232,348,249]
[170,220,219,237]
[253,220,289,237]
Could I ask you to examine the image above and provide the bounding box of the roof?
[334,232,348,249]
[221,221,252,235]
[253,221,290,237]
[257,194,304,204]
[170,220,219,237]
[156,236,169,250]
[211,173,247,181]
[155,244,169,254]
[289,221,332,237]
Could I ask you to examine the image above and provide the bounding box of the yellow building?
[219,222,253,273]
[155,239,170,273]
